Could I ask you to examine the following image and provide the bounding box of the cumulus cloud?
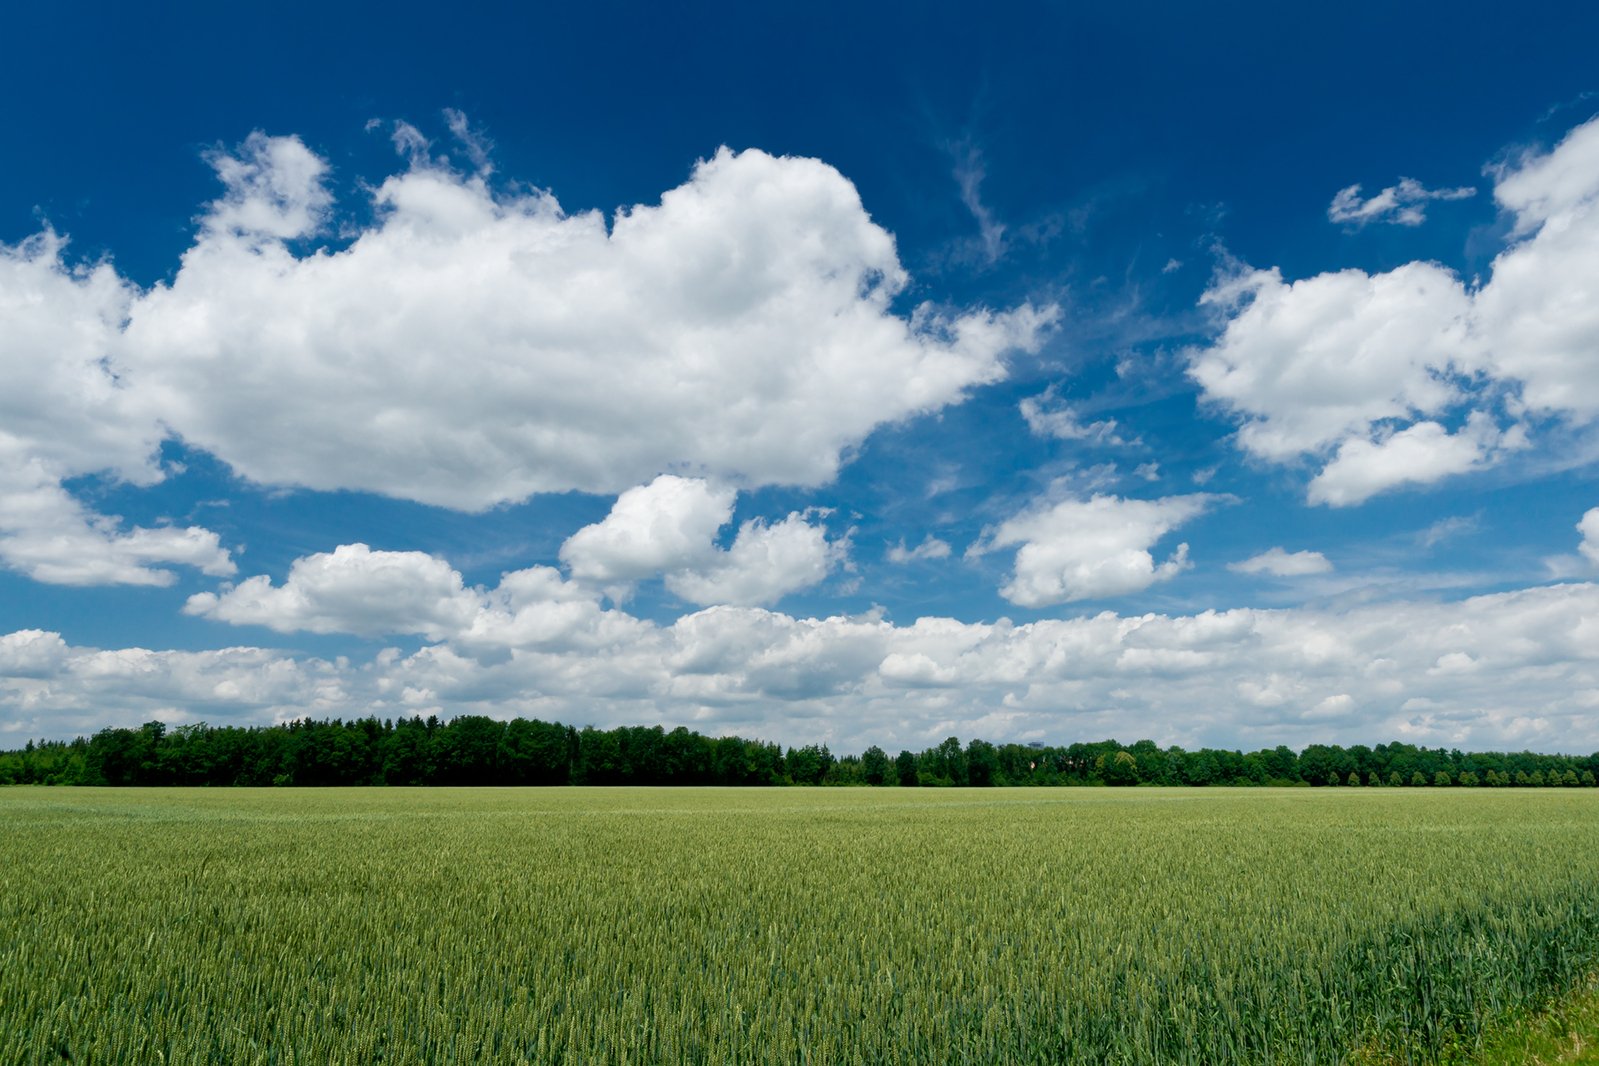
[185,543,482,638]
[187,544,650,659]
[0,232,234,585]
[1306,414,1520,507]
[1327,177,1475,228]
[0,124,1052,588]
[1191,114,1599,504]
[559,475,842,606]
[193,514,838,660]
[456,566,653,655]
[559,476,736,585]
[0,469,234,587]
[0,631,342,741]
[1492,117,1599,236]
[1191,261,1478,461]
[1228,547,1332,577]
[974,492,1216,606]
[16,582,1599,754]
[0,233,148,478]
[1579,508,1599,565]
[665,513,843,607]
[201,131,332,241]
[110,132,1053,510]
[1474,116,1599,418]
[886,536,952,564]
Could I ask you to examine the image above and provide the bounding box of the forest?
[3,715,1597,789]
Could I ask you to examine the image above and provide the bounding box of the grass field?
[1466,973,1599,1064]
[3,787,1599,1064]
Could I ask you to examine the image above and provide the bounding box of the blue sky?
[4,0,1599,752]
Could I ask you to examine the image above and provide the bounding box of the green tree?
[895,750,918,787]
[924,737,965,787]
[966,739,1000,787]
[861,746,889,786]
[1100,750,1139,787]
[786,745,827,785]
[1264,745,1299,782]
[1180,750,1219,786]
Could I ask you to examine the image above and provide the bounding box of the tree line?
[3,716,1598,789]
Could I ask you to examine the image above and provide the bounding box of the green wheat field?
[4,787,1598,1064]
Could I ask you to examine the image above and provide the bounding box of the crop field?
[3,788,1599,1064]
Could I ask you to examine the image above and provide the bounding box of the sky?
[3,0,1599,753]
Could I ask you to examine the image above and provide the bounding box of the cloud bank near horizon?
[12,570,1599,754]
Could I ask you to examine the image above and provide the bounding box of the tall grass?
[2,787,1597,1063]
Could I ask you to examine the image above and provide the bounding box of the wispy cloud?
[1327,177,1475,228]
[1417,514,1480,549]
[1019,388,1130,446]
[1228,547,1332,577]
[886,536,952,564]
[952,141,1007,264]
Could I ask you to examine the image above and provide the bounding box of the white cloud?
[0,473,234,588]
[0,630,71,679]
[0,232,234,586]
[1019,389,1126,445]
[1579,508,1599,565]
[1492,116,1599,236]
[192,512,839,659]
[0,635,342,741]
[1191,262,1478,460]
[0,232,148,479]
[201,131,332,241]
[1228,547,1332,577]
[1307,414,1518,507]
[559,476,735,584]
[1327,177,1475,228]
[664,513,843,607]
[975,492,1216,606]
[886,536,952,564]
[185,543,482,639]
[1192,115,1599,503]
[559,476,842,606]
[112,133,1052,510]
[187,544,646,656]
[17,581,1599,754]
[1474,117,1599,418]
[1,126,1052,589]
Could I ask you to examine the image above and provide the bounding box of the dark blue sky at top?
[3,0,1597,659]
[11,0,1595,288]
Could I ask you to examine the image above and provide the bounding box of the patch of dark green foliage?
[3,717,1598,790]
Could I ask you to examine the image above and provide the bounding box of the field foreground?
[3,787,1598,1064]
